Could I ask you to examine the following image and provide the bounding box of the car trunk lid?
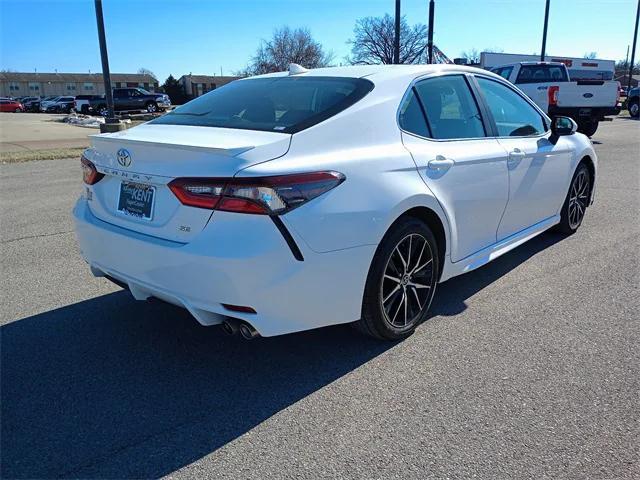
[86,124,290,243]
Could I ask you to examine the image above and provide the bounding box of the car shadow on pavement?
[1,295,393,479]
[1,232,565,479]
[431,231,565,316]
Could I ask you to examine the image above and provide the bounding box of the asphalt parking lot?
[1,118,638,479]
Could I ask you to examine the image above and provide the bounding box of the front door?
[474,76,573,240]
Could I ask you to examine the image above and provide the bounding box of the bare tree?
[583,52,598,59]
[347,14,428,65]
[137,67,157,79]
[460,48,481,64]
[241,26,333,75]
[460,48,503,64]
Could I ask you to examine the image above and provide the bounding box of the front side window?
[413,75,485,140]
[476,77,546,137]
[151,76,374,134]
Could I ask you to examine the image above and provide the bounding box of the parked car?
[74,64,597,340]
[627,87,639,118]
[18,96,39,105]
[88,88,171,116]
[0,99,24,112]
[41,96,75,113]
[74,94,102,114]
[490,61,620,136]
[23,95,56,113]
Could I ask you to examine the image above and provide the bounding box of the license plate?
[117,182,155,220]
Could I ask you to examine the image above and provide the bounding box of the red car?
[0,99,24,112]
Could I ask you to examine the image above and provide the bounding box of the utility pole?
[394,0,401,64]
[94,0,122,131]
[540,0,550,61]
[629,0,640,92]
[427,0,435,64]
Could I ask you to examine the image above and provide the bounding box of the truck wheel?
[629,100,639,118]
[145,101,158,113]
[97,105,109,117]
[80,105,89,114]
[578,120,598,137]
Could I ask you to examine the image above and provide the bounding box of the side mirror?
[551,116,577,136]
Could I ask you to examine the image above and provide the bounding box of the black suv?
[89,88,171,116]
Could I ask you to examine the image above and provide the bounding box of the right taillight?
[168,171,345,215]
[81,155,104,185]
[548,85,560,106]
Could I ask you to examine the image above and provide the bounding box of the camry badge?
[117,148,132,167]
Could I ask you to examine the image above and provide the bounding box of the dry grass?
[1,147,85,164]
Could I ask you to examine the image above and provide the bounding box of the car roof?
[247,64,503,85]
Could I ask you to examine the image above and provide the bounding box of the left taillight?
[168,171,345,215]
[81,155,104,185]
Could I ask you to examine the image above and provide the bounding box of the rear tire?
[577,120,598,137]
[554,163,591,235]
[357,217,439,340]
[629,100,639,118]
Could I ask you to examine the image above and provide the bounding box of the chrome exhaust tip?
[221,320,239,336]
[239,323,260,340]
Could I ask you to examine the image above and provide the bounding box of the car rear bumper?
[73,198,375,337]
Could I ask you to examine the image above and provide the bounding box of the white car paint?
[74,64,597,337]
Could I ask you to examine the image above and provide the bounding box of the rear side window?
[516,65,568,84]
[398,89,429,137]
[151,76,374,134]
[476,77,546,137]
[413,75,486,140]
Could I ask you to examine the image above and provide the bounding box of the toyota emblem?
[117,148,132,167]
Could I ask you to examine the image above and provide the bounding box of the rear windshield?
[516,65,569,84]
[150,76,374,134]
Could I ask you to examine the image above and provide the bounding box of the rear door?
[400,74,509,262]
[474,75,573,240]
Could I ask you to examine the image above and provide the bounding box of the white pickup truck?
[489,62,620,136]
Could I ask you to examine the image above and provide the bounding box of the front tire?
[15,108,22,113]
[629,100,639,118]
[555,163,591,234]
[357,218,439,340]
[145,101,158,113]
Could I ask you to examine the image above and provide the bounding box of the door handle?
[508,149,526,159]
[427,155,454,171]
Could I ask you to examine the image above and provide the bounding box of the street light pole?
[94,0,116,123]
[394,0,401,64]
[628,0,640,93]
[540,0,550,61]
[427,0,435,64]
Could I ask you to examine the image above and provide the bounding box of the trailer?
[480,52,615,81]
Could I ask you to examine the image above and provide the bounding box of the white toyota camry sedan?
[74,64,597,340]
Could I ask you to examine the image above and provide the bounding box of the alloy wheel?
[147,103,157,113]
[630,102,639,117]
[380,233,434,329]
[568,169,589,229]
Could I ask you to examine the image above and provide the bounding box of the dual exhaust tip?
[222,319,260,340]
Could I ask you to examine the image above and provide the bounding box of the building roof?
[0,72,157,83]
[178,74,240,84]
